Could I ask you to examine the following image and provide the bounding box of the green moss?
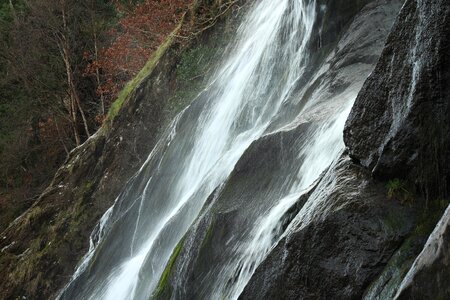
[163,35,222,120]
[201,221,214,248]
[106,23,182,121]
[153,238,185,299]
[386,178,414,204]
[78,180,93,195]
[436,198,450,210]
[177,45,217,82]
[10,236,52,283]
[366,198,450,298]
[364,234,418,299]
[17,206,45,231]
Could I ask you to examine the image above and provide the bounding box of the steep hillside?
[0,1,248,299]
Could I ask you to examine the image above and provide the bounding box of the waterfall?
[59,0,362,299]
[210,104,353,299]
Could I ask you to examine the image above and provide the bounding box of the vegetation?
[386,178,414,204]
[371,193,449,298]
[107,24,181,121]
[153,238,184,299]
[0,0,188,230]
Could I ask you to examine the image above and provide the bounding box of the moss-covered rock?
[152,239,185,300]
[364,200,450,299]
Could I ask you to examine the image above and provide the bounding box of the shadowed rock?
[395,205,450,300]
[344,0,450,200]
[241,156,415,299]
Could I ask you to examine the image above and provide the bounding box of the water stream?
[59,0,362,299]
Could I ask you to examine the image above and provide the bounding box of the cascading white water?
[212,103,353,299]
[59,0,360,299]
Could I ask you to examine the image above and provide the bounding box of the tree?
[84,0,187,111]
[0,0,189,228]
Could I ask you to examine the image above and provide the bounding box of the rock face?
[396,204,450,300]
[244,0,450,299]
[241,156,415,300]
[344,0,450,199]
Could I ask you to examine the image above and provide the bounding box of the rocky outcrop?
[348,0,450,297]
[244,0,450,299]
[344,0,450,200]
[241,156,415,299]
[153,122,316,299]
[395,204,450,299]
[0,1,247,299]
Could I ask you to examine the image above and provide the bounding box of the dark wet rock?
[362,229,425,299]
[312,0,385,51]
[395,205,450,300]
[342,0,450,298]
[344,0,450,199]
[241,156,416,300]
[154,121,317,299]
[244,1,450,299]
[270,0,402,130]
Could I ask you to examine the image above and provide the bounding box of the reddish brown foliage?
[84,0,188,108]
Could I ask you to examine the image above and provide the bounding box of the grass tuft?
[386,178,414,204]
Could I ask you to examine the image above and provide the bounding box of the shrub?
[386,178,414,204]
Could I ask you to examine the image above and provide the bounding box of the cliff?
[244,0,450,298]
[1,0,449,299]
